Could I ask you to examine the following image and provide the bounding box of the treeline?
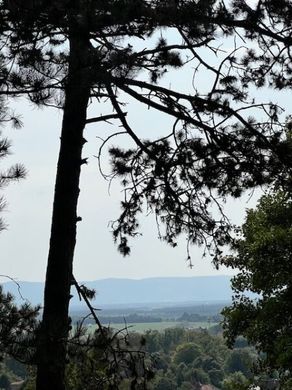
[71,302,226,319]
[150,303,227,320]
[0,326,259,390]
[100,314,162,324]
[142,327,256,390]
[178,312,221,323]
[73,312,220,325]
[70,303,225,325]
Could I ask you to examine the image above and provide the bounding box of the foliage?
[0,43,26,229]
[0,134,25,230]
[224,349,255,378]
[65,325,154,390]
[142,327,254,389]
[0,285,39,364]
[0,74,37,382]
[173,343,202,365]
[222,371,250,390]
[2,0,291,261]
[221,190,292,384]
[0,120,25,231]
[151,376,177,390]
[105,0,292,261]
[0,324,259,389]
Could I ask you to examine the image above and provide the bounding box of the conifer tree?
[0,104,25,232]
[0,106,36,365]
[0,62,38,370]
[1,1,292,389]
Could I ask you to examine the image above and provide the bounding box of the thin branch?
[114,77,279,153]
[178,28,218,76]
[94,130,127,180]
[71,276,105,336]
[0,274,26,302]
[105,83,157,160]
[116,82,215,134]
[86,112,127,124]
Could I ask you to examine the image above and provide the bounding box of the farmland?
[72,302,224,334]
[86,321,215,333]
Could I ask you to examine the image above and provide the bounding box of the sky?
[0,26,289,283]
[2,98,243,282]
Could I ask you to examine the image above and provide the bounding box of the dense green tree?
[184,366,210,386]
[134,327,256,389]
[222,371,250,390]
[178,382,194,390]
[1,1,292,389]
[162,328,185,353]
[224,349,255,378]
[145,331,162,354]
[208,368,224,388]
[173,343,202,365]
[152,376,177,390]
[175,363,188,387]
[222,191,292,383]
[194,355,222,372]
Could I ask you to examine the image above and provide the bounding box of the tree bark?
[36,17,91,390]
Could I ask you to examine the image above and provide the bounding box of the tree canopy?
[2,0,291,258]
[222,189,292,384]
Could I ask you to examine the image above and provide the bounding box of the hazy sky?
[2,99,240,282]
[0,28,289,282]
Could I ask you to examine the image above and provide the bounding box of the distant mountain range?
[2,276,234,308]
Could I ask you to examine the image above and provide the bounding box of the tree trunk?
[36,19,91,390]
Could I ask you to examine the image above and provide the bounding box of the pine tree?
[0,113,37,367]
[1,1,292,388]
[0,106,25,232]
[0,58,38,371]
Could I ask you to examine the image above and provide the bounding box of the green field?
[86,321,214,333]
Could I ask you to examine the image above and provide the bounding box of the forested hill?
[2,275,234,307]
